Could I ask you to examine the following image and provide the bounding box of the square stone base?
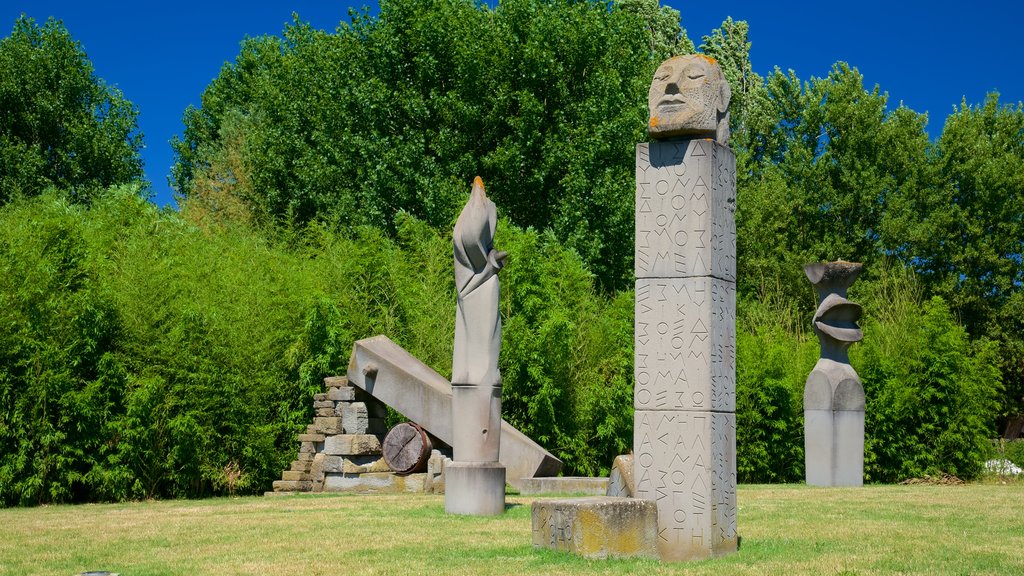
[444,461,505,516]
[531,496,658,559]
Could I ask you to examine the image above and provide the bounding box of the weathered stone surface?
[347,335,561,485]
[313,393,329,402]
[606,454,634,498]
[517,477,608,496]
[382,422,432,475]
[341,456,391,474]
[635,140,736,281]
[532,497,658,560]
[313,400,334,409]
[634,410,737,560]
[296,452,314,462]
[322,434,382,456]
[297,433,325,443]
[315,407,336,417]
[634,277,735,412]
[324,376,349,388]
[647,55,731,145]
[273,480,312,492]
[290,460,312,472]
[299,441,316,454]
[444,461,505,516]
[281,470,311,482]
[319,471,426,493]
[341,402,369,434]
[327,387,356,402]
[313,417,343,435]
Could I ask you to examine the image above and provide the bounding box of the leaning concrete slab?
[347,335,561,487]
[532,497,659,560]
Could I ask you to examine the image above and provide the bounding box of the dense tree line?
[2,3,1021,503]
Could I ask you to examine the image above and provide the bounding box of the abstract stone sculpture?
[648,54,731,145]
[803,261,865,487]
[446,176,508,515]
[633,54,737,562]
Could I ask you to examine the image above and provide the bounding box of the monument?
[445,176,508,515]
[803,261,865,487]
[634,54,737,561]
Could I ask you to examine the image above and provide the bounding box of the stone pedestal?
[444,461,506,516]
[634,138,737,561]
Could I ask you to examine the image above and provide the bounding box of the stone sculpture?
[633,54,738,561]
[647,54,731,145]
[445,176,508,515]
[803,261,865,487]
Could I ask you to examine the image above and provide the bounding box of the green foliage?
[172,0,694,288]
[0,187,630,503]
[0,16,143,204]
[734,292,816,482]
[735,64,932,306]
[854,269,1002,481]
[1004,440,1024,469]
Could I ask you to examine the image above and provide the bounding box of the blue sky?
[4,1,1022,208]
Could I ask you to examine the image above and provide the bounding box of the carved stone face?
[648,55,731,143]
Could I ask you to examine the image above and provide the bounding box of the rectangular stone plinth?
[517,477,609,496]
[636,140,736,281]
[635,277,735,412]
[531,497,658,560]
[634,410,737,560]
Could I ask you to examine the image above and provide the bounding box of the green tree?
[883,93,1024,431]
[0,16,143,204]
[172,0,696,287]
[734,64,931,307]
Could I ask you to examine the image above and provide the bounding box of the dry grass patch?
[0,485,1021,575]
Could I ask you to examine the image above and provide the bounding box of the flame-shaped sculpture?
[804,261,865,487]
[447,177,508,516]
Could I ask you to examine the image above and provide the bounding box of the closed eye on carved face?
[654,66,674,82]
[684,64,705,81]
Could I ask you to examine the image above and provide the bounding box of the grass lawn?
[0,483,1021,575]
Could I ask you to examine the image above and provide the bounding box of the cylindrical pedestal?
[444,461,506,516]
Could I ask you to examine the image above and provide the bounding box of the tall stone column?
[445,176,508,515]
[803,261,865,487]
[634,55,737,561]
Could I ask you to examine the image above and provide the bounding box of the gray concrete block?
[517,477,609,496]
[327,387,356,402]
[341,402,369,434]
[635,140,736,281]
[322,434,382,456]
[444,461,505,516]
[531,497,658,560]
[634,410,737,560]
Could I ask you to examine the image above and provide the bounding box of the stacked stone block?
[271,376,446,494]
[634,138,737,560]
